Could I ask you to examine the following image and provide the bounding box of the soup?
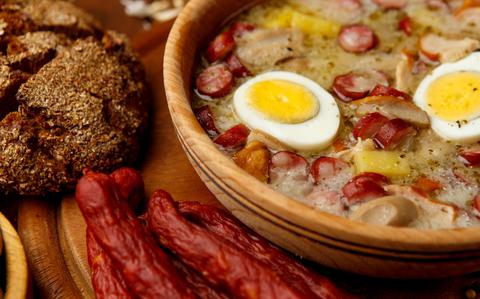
[192,0,480,229]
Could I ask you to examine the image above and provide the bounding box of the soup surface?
[192,0,480,229]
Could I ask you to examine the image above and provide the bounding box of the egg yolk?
[247,80,319,124]
[426,72,480,121]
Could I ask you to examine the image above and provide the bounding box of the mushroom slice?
[235,28,304,69]
[418,33,480,63]
[350,196,418,227]
[385,185,458,229]
[353,96,430,128]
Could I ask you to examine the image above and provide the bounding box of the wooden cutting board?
[15,1,480,298]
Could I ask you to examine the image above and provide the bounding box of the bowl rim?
[163,0,480,253]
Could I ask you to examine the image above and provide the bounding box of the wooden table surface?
[15,0,480,298]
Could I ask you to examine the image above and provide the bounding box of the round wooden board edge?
[18,198,82,299]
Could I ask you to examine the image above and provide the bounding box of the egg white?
[233,71,340,151]
[413,52,480,143]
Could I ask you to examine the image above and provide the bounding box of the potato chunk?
[354,151,410,178]
[233,141,271,183]
[290,11,340,37]
[263,8,340,37]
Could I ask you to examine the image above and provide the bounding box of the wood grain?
[164,0,480,278]
[58,195,94,299]
[18,198,81,299]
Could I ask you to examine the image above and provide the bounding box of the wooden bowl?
[164,0,480,278]
[0,212,31,298]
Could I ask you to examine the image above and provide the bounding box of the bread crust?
[0,0,148,195]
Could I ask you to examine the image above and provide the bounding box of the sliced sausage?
[230,22,255,37]
[205,31,236,63]
[146,191,311,299]
[333,74,369,102]
[459,148,480,167]
[419,33,480,63]
[369,84,412,101]
[353,172,390,186]
[354,96,430,127]
[332,70,388,102]
[225,54,251,78]
[353,112,390,140]
[342,173,389,205]
[310,157,350,184]
[398,16,412,36]
[374,118,417,150]
[196,64,234,98]
[337,24,377,53]
[373,0,407,9]
[194,105,219,137]
[270,151,309,181]
[214,124,250,150]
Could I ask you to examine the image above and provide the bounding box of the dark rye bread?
[0,0,148,195]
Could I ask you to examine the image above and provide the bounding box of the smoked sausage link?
[87,229,134,299]
[170,256,230,299]
[178,201,357,299]
[146,189,313,299]
[76,172,196,299]
[109,167,144,210]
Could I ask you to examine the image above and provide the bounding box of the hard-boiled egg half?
[414,52,480,143]
[233,71,340,151]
